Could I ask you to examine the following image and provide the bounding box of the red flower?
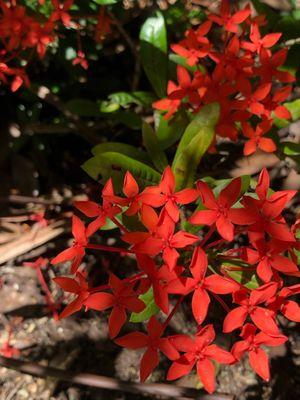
[155,166,198,222]
[171,21,212,66]
[153,81,181,119]
[208,0,250,33]
[72,51,88,70]
[243,239,299,282]
[103,172,163,216]
[263,86,292,119]
[267,284,300,322]
[223,282,280,335]
[235,80,271,116]
[232,324,287,381]
[190,177,255,241]
[132,210,198,270]
[50,0,73,27]
[241,23,282,53]
[74,180,121,236]
[184,247,240,324]
[167,325,235,393]
[168,66,205,106]
[136,254,187,314]
[256,48,295,83]
[115,317,179,381]
[53,272,92,318]
[241,168,297,241]
[85,273,145,338]
[242,119,276,156]
[51,215,89,273]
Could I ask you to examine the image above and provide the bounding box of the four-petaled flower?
[167,325,235,393]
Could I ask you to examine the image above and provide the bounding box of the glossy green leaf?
[225,268,260,290]
[142,122,168,172]
[92,142,152,165]
[108,91,156,107]
[140,11,168,97]
[130,287,160,323]
[169,53,198,73]
[172,103,220,190]
[281,142,300,156]
[210,175,251,198]
[273,99,300,128]
[155,109,190,149]
[93,0,120,4]
[82,152,161,190]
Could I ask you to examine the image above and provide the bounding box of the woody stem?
[162,295,185,331]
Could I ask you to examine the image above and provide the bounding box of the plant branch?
[0,356,234,400]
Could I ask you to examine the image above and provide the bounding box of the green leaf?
[281,142,300,156]
[108,91,156,107]
[93,0,120,4]
[82,152,161,190]
[140,11,168,97]
[155,109,190,149]
[65,99,101,117]
[276,15,300,40]
[92,142,152,165]
[225,268,260,290]
[142,122,168,172]
[172,103,220,190]
[210,175,251,198]
[111,111,142,130]
[273,99,300,128]
[130,287,160,323]
[169,53,198,73]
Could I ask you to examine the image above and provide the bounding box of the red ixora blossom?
[51,215,89,273]
[50,164,299,394]
[184,247,240,324]
[232,324,287,381]
[242,119,275,156]
[85,273,145,338]
[53,271,92,318]
[241,168,297,241]
[115,317,179,381]
[190,177,255,241]
[223,282,280,335]
[167,325,235,393]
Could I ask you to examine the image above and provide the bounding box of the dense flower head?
[52,165,299,393]
[0,0,112,91]
[153,0,295,156]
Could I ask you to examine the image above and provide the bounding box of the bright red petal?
[123,171,139,198]
[192,288,210,324]
[223,306,248,333]
[115,332,148,349]
[197,358,215,394]
[189,210,218,226]
[84,292,115,311]
[249,348,270,381]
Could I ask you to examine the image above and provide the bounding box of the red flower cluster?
[52,166,299,393]
[153,0,295,156]
[0,1,112,91]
